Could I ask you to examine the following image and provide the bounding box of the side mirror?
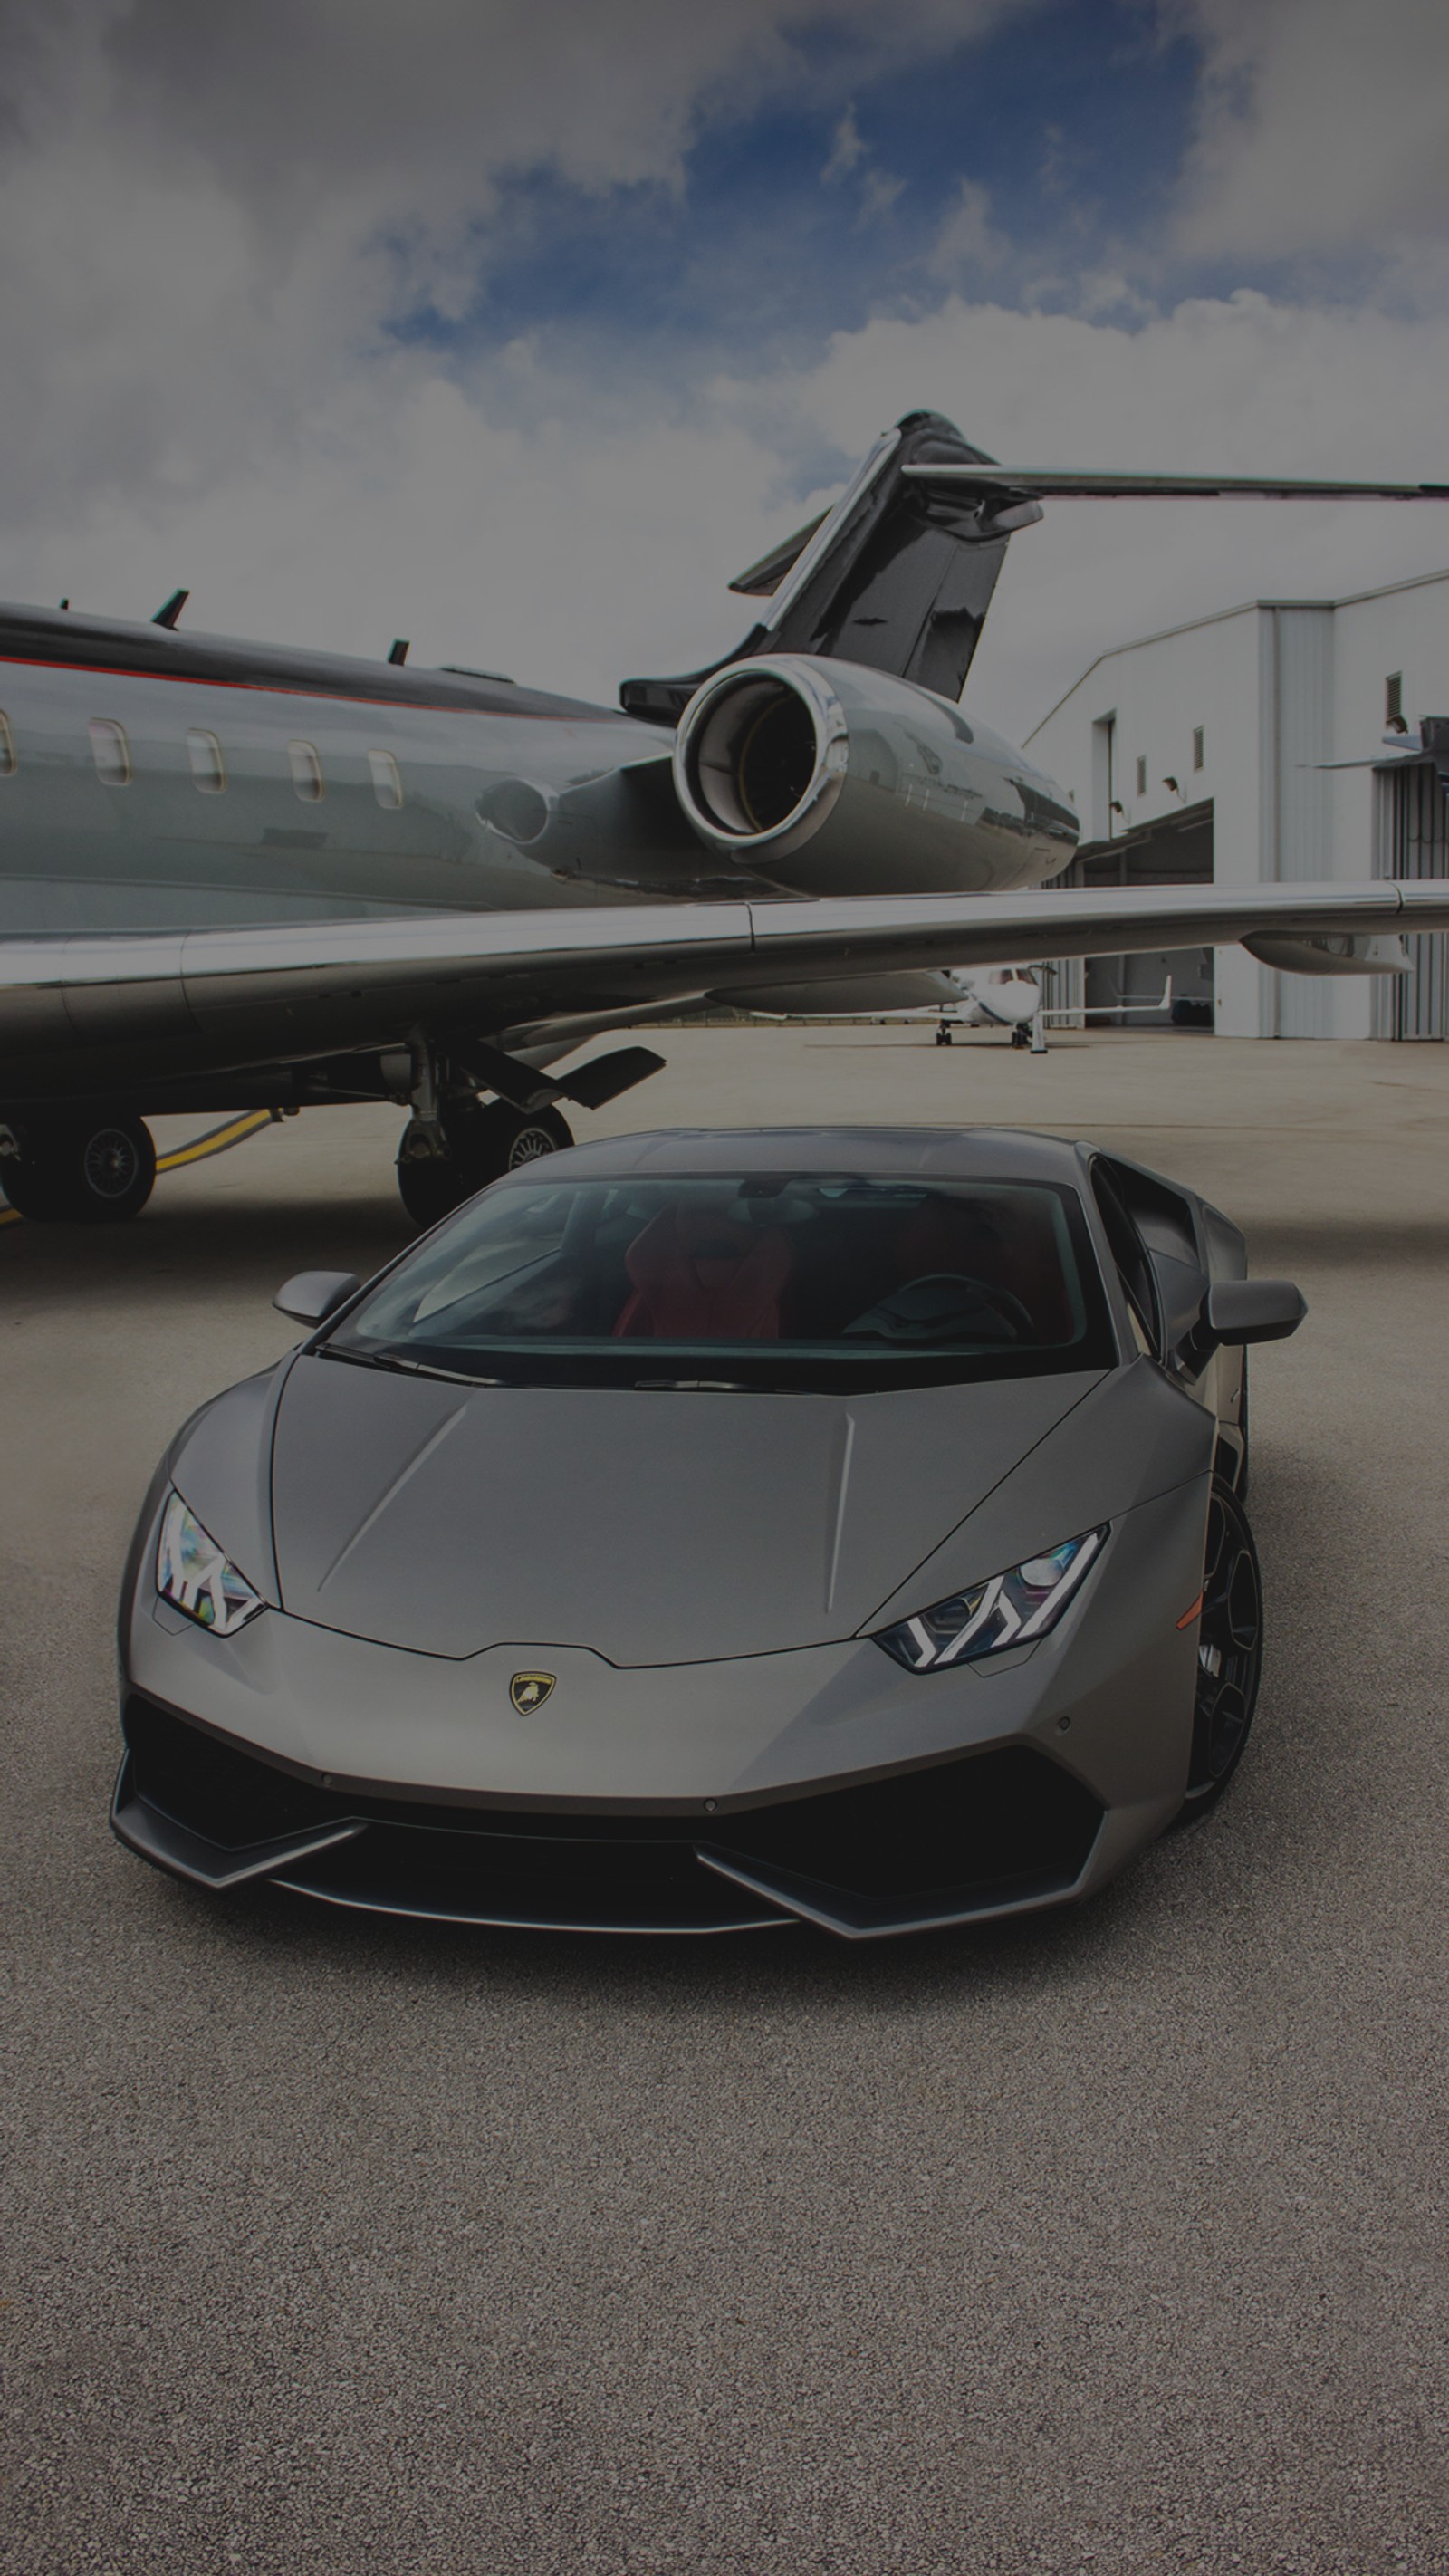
[1201,1279,1306,1348]
[273,1269,360,1326]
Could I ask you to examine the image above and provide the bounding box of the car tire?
[1174,1479,1263,1826]
[396,1101,573,1226]
[2,1114,157,1222]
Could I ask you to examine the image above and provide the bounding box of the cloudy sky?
[3,0,1447,742]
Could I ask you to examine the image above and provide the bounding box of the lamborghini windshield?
[326,1170,1114,1391]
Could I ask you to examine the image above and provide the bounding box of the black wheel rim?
[1186,1487,1262,1797]
[83,1127,141,1200]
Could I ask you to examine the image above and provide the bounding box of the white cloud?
[929,179,1006,277]
[858,167,906,225]
[822,108,866,183]
[0,0,1016,535]
[821,103,904,225]
[1169,0,1449,269]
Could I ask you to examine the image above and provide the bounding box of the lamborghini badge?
[510,1672,556,1715]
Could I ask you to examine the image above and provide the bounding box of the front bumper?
[113,1692,1110,1937]
[114,1480,1207,1938]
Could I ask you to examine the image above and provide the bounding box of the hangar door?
[1377,762,1449,1040]
[1055,799,1214,1027]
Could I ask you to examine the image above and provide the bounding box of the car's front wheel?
[1176,1480,1263,1823]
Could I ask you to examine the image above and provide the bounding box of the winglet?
[152,590,190,630]
[727,513,829,599]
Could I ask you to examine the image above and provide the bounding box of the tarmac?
[4,1024,1448,2576]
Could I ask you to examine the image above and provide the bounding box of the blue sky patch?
[393,2,1212,394]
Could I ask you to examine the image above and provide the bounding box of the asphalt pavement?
[4,1026,1448,2576]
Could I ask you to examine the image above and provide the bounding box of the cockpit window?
[325,1172,1115,1391]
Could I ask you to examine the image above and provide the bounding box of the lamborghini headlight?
[155,1489,264,1636]
[874,1527,1107,1673]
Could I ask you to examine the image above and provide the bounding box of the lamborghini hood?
[265,1352,1101,1665]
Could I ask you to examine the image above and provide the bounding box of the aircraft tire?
[395,1102,574,1226]
[395,1151,470,1229]
[2,1114,156,1222]
[494,1104,573,1170]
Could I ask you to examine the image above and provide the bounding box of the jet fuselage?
[0,602,1075,951]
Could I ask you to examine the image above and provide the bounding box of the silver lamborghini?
[112,1128,1304,1938]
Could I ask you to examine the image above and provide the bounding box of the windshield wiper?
[321,1347,500,1387]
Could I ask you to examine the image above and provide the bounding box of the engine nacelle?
[671,655,1077,898]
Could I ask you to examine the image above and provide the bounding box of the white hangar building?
[1022,563,1449,1039]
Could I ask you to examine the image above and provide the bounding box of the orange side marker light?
[1176,1592,1204,1630]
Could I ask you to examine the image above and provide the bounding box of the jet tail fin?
[621,410,1036,725]
[621,427,1449,727]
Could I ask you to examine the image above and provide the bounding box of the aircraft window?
[288,740,324,803]
[89,718,132,786]
[187,728,226,793]
[0,712,14,775]
[369,749,403,810]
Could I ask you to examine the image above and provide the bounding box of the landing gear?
[1011,1024,1032,1050]
[396,1099,573,1226]
[935,1021,954,1047]
[1,1113,157,1221]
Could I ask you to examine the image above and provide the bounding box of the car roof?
[514,1127,1091,1183]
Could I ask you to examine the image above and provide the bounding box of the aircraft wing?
[733,880,1449,979]
[5,880,1449,1087]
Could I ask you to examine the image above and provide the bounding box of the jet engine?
[671,654,1076,898]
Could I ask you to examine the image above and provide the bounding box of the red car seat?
[614,1207,792,1341]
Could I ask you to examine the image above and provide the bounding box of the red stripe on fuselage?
[0,652,619,722]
